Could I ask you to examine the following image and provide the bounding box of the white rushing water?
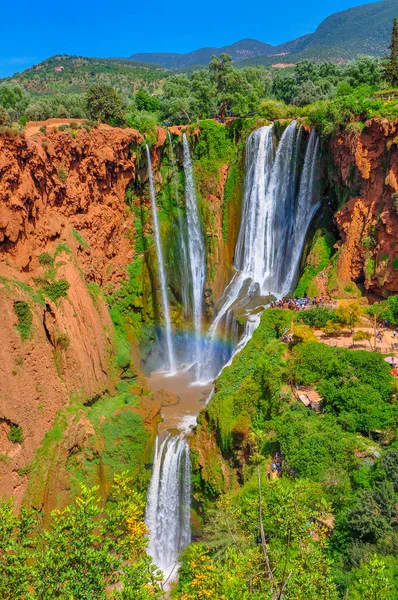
[146,145,176,374]
[182,133,206,375]
[168,132,191,320]
[145,435,191,581]
[198,122,320,382]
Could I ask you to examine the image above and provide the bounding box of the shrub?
[42,279,70,302]
[38,252,53,267]
[57,164,68,183]
[0,107,11,126]
[13,301,33,341]
[55,331,70,350]
[353,330,372,346]
[297,307,338,328]
[392,192,398,214]
[8,424,23,444]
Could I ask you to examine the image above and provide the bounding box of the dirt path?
[314,323,398,355]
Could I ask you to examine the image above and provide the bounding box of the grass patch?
[13,301,33,341]
[8,424,23,444]
[72,228,89,249]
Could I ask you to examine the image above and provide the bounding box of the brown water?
[149,369,213,435]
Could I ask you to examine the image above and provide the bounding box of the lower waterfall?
[145,435,192,582]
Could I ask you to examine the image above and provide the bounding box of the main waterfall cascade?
[198,121,320,382]
[146,145,176,374]
[145,436,191,580]
[144,122,320,580]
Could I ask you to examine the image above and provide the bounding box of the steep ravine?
[2,116,398,510]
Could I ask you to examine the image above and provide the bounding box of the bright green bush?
[8,424,23,444]
[42,279,70,302]
[13,301,33,341]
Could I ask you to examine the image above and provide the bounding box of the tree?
[345,55,381,88]
[0,106,11,126]
[353,330,372,348]
[134,89,160,113]
[0,500,37,599]
[349,555,394,600]
[209,53,235,117]
[382,18,398,88]
[336,301,362,345]
[24,100,51,122]
[56,103,68,118]
[293,81,326,107]
[85,84,125,124]
[272,73,299,104]
[34,485,118,598]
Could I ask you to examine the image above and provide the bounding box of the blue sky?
[0,0,377,77]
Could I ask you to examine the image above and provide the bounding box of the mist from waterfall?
[198,122,320,382]
[145,435,191,581]
[146,145,176,374]
[182,133,206,375]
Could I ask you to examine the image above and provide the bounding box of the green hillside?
[240,0,398,66]
[2,55,169,96]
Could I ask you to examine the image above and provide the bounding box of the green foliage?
[0,106,11,126]
[38,252,53,266]
[13,300,33,340]
[8,424,23,444]
[134,89,160,112]
[57,163,68,183]
[382,18,398,88]
[290,342,397,433]
[86,84,125,125]
[0,480,161,599]
[0,500,37,599]
[126,109,158,145]
[368,293,398,325]
[295,230,335,297]
[207,309,292,452]
[271,407,356,481]
[296,306,339,328]
[40,278,70,302]
[72,227,89,248]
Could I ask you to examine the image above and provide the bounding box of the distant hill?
[130,0,398,69]
[278,0,397,57]
[130,39,276,69]
[2,55,168,96]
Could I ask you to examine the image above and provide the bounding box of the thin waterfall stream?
[146,144,176,375]
[144,123,320,582]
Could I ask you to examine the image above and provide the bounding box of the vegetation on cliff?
[188,308,398,599]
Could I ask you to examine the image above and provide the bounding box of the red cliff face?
[0,126,143,501]
[332,118,398,296]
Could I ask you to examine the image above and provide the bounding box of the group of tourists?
[270,296,332,311]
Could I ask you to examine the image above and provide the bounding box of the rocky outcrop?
[0,126,143,501]
[331,118,398,296]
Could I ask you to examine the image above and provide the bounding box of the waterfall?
[182,133,206,374]
[145,435,191,580]
[146,145,176,374]
[199,122,320,382]
[168,132,191,319]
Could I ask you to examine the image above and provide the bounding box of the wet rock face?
[332,118,398,295]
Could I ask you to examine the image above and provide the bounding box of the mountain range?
[130,0,398,68]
